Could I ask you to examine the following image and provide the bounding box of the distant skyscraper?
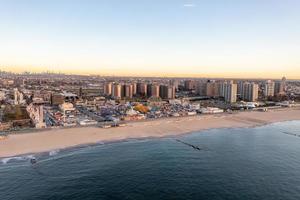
[264,80,275,97]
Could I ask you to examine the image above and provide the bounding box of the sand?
[1,108,300,158]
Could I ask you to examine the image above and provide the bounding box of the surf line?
[175,139,203,151]
[281,131,300,137]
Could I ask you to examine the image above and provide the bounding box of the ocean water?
[1,121,300,200]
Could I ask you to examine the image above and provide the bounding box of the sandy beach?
[1,108,300,158]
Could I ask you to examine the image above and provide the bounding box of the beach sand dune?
[1,108,300,158]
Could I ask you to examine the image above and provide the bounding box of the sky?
[0,0,300,78]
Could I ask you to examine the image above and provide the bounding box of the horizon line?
[0,69,293,81]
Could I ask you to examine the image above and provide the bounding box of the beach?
[1,108,300,158]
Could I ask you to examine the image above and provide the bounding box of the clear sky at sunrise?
[0,0,300,78]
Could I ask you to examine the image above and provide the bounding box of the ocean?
[1,121,300,200]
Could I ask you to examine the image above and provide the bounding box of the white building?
[200,107,224,114]
[26,104,46,128]
[13,88,26,105]
[220,81,237,103]
[264,80,275,97]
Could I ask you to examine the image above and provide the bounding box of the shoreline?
[1,108,300,158]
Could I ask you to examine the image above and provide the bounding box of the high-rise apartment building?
[219,81,237,103]
[206,81,219,97]
[237,81,244,98]
[124,84,133,98]
[196,82,207,96]
[281,76,286,91]
[159,85,175,99]
[104,82,112,96]
[196,80,219,97]
[167,85,176,99]
[264,80,275,97]
[169,79,179,90]
[184,80,195,90]
[151,84,160,97]
[112,84,122,99]
[147,84,152,97]
[132,83,137,96]
[274,77,286,96]
[241,82,258,102]
[136,82,147,96]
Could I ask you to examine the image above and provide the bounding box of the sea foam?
[49,149,60,156]
[1,155,35,164]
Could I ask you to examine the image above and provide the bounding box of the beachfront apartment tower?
[237,81,244,98]
[206,81,219,97]
[159,85,176,99]
[196,82,207,96]
[219,81,237,103]
[241,82,259,102]
[274,77,286,96]
[264,80,275,97]
[196,80,219,97]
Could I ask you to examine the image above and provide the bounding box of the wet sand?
[1,108,300,158]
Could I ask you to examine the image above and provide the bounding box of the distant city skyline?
[1,0,300,78]
[0,69,291,80]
